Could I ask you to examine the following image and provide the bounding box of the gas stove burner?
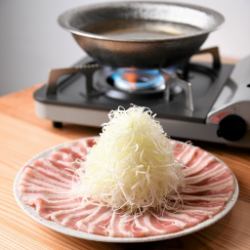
[93,67,168,100]
[34,47,250,148]
[111,68,166,92]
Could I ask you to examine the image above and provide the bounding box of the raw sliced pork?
[18,138,235,237]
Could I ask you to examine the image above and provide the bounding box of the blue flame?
[112,68,165,91]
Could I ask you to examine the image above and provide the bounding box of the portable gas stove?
[34,47,250,148]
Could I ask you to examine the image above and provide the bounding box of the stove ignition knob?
[217,114,247,141]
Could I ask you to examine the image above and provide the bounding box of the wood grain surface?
[0,85,249,250]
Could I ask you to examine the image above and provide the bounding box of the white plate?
[14,139,239,243]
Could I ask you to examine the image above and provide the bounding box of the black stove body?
[34,47,250,147]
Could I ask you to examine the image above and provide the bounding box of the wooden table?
[0,86,249,250]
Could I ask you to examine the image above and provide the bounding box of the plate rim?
[13,138,239,243]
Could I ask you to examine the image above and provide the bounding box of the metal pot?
[58,1,224,68]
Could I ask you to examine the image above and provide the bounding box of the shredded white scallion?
[77,105,183,214]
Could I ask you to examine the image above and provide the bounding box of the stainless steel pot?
[58,1,224,68]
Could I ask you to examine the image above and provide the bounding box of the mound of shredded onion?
[77,106,183,213]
